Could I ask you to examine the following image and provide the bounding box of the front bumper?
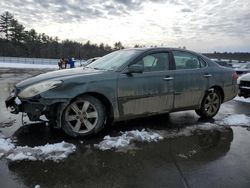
[5,92,47,120]
[238,80,250,98]
[5,90,68,123]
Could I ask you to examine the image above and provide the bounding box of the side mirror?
[127,64,144,73]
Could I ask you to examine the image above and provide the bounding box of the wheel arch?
[209,85,225,103]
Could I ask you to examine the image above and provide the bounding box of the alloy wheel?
[65,100,98,134]
[204,92,220,116]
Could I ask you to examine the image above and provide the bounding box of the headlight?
[18,80,63,98]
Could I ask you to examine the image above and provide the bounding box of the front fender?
[39,78,120,120]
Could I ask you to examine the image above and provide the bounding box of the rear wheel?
[62,95,106,137]
[195,90,221,118]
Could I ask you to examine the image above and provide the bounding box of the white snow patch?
[0,138,15,153]
[234,96,250,103]
[0,139,76,162]
[95,124,224,151]
[0,62,57,69]
[221,114,250,127]
[34,185,40,188]
[178,154,188,159]
[189,150,197,155]
[6,141,76,162]
[6,152,37,161]
[177,150,197,159]
[95,129,163,151]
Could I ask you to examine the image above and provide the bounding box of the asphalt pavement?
[0,68,250,188]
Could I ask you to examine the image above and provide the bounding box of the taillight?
[232,72,238,80]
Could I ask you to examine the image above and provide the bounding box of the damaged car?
[6,48,238,137]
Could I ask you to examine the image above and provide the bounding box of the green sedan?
[6,48,238,137]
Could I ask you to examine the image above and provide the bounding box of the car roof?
[123,47,200,54]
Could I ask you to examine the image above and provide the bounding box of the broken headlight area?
[5,95,22,114]
[18,80,63,99]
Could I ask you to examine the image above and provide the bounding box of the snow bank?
[0,62,57,69]
[220,114,250,126]
[95,129,163,151]
[234,96,250,103]
[0,139,76,162]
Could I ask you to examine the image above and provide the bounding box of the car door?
[117,51,174,118]
[172,50,209,110]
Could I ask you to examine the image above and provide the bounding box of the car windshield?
[86,49,141,71]
[240,63,250,69]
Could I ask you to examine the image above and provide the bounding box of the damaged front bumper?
[5,94,44,119]
[6,94,51,121]
[5,92,22,114]
[5,90,69,128]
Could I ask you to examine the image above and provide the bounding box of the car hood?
[235,68,250,71]
[16,67,105,89]
[239,72,250,81]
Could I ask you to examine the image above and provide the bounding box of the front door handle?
[163,76,174,81]
[204,73,212,78]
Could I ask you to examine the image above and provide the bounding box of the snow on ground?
[0,139,76,161]
[95,114,250,152]
[234,96,250,103]
[220,114,250,127]
[0,61,82,69]
[0,138,15,157]
[0,62,57,69]
[178,150,197,159]
[1,114,249,155]
[95,124,224,151]
[95,129,163,151]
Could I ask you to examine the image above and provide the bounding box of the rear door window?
[173,51,204,70]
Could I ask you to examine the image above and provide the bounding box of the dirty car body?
[6,48,238,137]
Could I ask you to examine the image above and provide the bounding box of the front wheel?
[195,90,221,118]
[62,95,106,137]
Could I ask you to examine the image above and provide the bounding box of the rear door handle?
[163,76,174,81]
[204,73,212,78]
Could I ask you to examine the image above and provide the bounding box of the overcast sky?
[1,0,250,52]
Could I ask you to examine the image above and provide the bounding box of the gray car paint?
[10,48,238,125]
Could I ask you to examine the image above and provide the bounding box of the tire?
[195,90,221,119]
[62,95,106,137]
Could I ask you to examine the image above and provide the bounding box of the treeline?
[203,52,250,62]
[0,11,124,59]
[0,11,249,61]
